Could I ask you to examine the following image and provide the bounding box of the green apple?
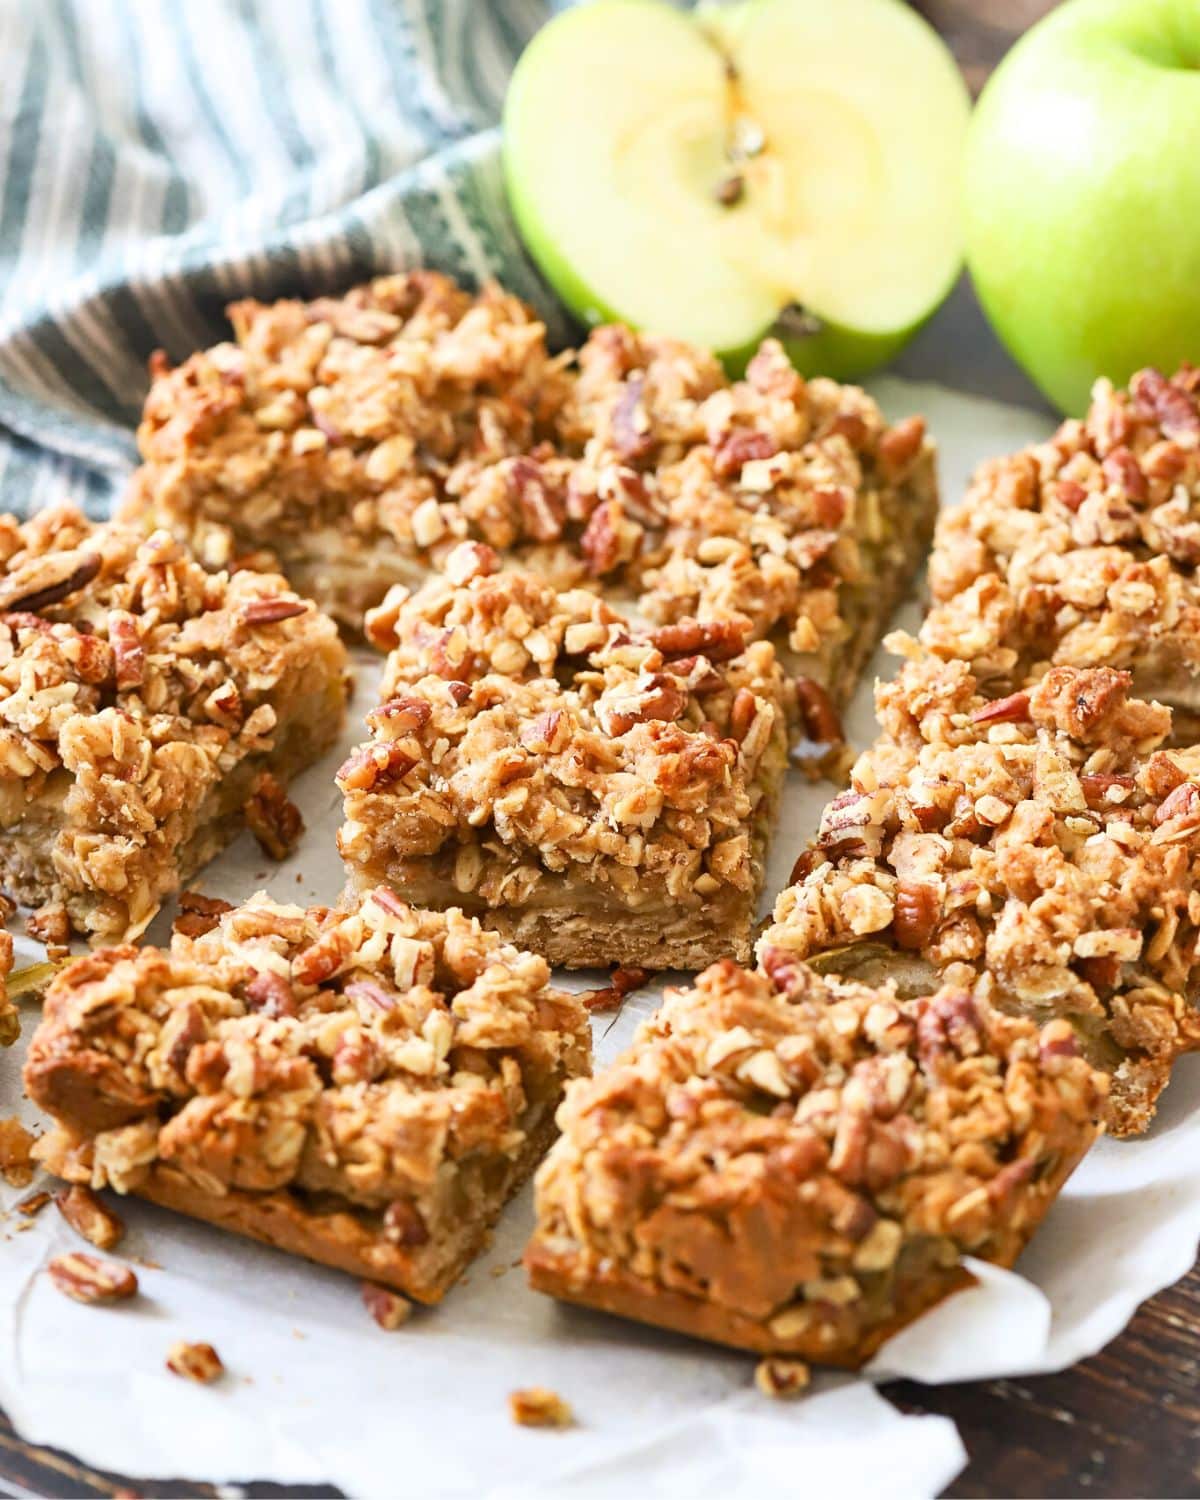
[966,0,1200,416]
[502,0,970,381]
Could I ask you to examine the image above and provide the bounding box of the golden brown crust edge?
[129,1110,559,1303]
[26,889,591,1302]
[523,959,1106,1367]
[525,1242,974,1368]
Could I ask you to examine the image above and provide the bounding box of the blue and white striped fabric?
[0,0,578,519]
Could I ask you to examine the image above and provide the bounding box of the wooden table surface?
[3,4,1198,1497]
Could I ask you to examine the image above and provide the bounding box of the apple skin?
[503,0,965,384]
[720,316,917,384]
[966,0,1200,416]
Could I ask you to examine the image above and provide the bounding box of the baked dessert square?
[338,542,795,970]
[0,504,347,943]
[922,366,1200,735]
[122,271,573,633]
[549,327,939,729]
[25,887,591,1302]
[759,649,1200,1135]
[123,270,938,733]
[525,956,1105,1367]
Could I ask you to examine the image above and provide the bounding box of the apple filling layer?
[921,366,1200,736]
[123,272,937,704]
[525,957,1105,1368]
[25,890,591,1303]
[759,650,1200,1137]
[0,505,348,944]
[338,545,795,971]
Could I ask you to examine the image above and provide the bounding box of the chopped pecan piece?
[509,1387,574,1429]
[712,428,777,479]
[56,1185,124,1251]
[754,1356,811,1399]
[729,687,759,743]
[244,970,298,1019]
[649,618,746,662]
[577,965,650,1013]
[893,881,939,951]
[173,891,235,940]
[444,541,499,586]
[877,416,926,479]
[369,696,432,734]
[519,709,569,754]
[27,901,70,958]
[970,691,1031,725]
[1079,773,1135,808]
[1101,446,1148,501]
[579,498,633,576]
[599,673,688,736]
[1154,781,1200,827]
[794,676,843,744]
[240,596,308,626]
[244,772,304,859]
[345,978,398,1014]
[1054,479,1087,512]
[47,1252,138,1305]
[107,610,145,688]
[361,1281,412,1330]
[509,457,565,543]
[611,377,652,462]
[166,1340,224,1383]
[382,1199,429,1246]
[0,550,102,614]
[1131,367,1200,440]
[336,742,418,793]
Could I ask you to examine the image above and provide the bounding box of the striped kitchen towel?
[0,0,579,519]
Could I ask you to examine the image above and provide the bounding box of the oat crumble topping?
[339,542,795,969]
[25,887,590,1301]
[526,957,1104,1366]
[922,366,1200,720]
[760,650,1200,1134]
[0,504,347,944]
[124,272,936,700]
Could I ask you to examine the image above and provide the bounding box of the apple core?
[503,0,971,380]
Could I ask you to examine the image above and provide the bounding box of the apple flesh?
[503,0,970,381]
[966,0,1200,416]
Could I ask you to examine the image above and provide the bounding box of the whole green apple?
[967,0,1200,416]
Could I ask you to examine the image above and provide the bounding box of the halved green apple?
[503,0,971,380]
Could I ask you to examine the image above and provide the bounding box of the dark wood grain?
[2,4,1198,1498]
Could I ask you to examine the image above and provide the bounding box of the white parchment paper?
[2,382,1197,1498]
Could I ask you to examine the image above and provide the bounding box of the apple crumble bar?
[923,366,1200,734]
[123,272,937,723]
[759,650,1200,1135]
[338,542,795,969]
[122,271,571,633]
[525,956,1106,1367]
[551,326,938,718]
[0,504,347,943]
[25,888,591,1302]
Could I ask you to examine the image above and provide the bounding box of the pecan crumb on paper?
[56,1185,124,1250]
[166,1340,224,1383]
[509,1387,574,1429]
[755,1356,811,1399]
[47,1252,138,1305]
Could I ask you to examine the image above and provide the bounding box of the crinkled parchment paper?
[2,383,1197,1499]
